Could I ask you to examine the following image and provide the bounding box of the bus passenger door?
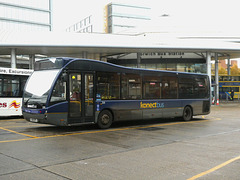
[69,73,82,121]
[83,73,94,121]
[68,73,94,124]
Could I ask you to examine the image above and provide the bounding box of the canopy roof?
[1,30,240,59]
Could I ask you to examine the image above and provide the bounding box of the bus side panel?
[162,100,183,118]
[141,100,163,119]
[0,98,23,116]
[117,109,142,121]
[98,100,164,121]
[180,99,210,116]
[142,108,162,119]
[98,100,142,121]
[47,101,69,126]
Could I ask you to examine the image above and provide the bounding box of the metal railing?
[223,92,240,103]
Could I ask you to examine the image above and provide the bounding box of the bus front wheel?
[97,110,113,129]
[182,106,192,121]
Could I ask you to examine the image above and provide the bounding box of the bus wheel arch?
[182,105,193,121]
[97,109,113,129]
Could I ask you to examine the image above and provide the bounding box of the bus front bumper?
[23,111,47,124]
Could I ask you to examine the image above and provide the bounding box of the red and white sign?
[0,98,22,116]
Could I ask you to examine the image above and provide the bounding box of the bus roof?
[37,57,207,76]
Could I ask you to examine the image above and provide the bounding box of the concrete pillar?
[29,55,35,70]
[227,57,231,75]
[215,53,219,105]
[137,53,141,68]
[11,48,16,68]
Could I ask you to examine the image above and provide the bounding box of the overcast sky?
[52,0,240,33]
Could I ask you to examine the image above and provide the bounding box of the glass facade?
[123,63,207,74]
[0,0,52,31]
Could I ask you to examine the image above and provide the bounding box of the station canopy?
[0,30,240,59]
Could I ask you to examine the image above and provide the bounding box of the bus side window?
[162,76,177,99]
[121,73,142,100]
[143,76,161,99]
[179,77,194,99]
[194,78,207,98]
[2,76,20,97]
[97,72,120,100]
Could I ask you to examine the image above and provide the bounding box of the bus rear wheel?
[183,106,192,121]
[97,110,113,129]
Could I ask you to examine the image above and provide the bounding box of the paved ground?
[0,103,240,179]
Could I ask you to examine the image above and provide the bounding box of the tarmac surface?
[0,103,240,179]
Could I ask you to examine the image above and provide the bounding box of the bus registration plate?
[30,118,38,123]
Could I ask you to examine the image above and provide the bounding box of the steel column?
[29,55,35,70]
[206,52,212,103]
[49,0,53,31]
[206,52,211,82]
[227,57,231,75]
[215,53,219,105]
[137,53,141,68]
[11,48,16,68]
[82,51,88,59]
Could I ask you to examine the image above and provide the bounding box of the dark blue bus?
[22,57,210,128]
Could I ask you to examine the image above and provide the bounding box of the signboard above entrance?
[109,52,204,59]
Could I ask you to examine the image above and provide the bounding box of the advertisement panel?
[0,98,23,116]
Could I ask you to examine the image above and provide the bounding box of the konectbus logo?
[140,102,164,109]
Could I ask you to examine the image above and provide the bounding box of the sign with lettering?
[109,52,203,59]
[0,67,33,76]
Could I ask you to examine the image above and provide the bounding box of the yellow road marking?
[0,118,214,143]
[0,138,36,143]
[188,155,240,180]
[0,127,38,138]
[0,119,25,122]
[39,120,213,139]
[2,124,46,128]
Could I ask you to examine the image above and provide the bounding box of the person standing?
[231,89,234,101]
